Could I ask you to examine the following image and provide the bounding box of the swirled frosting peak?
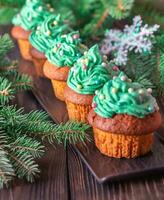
[12,0,54,31]
[46,31,83,67]
[67,44,110,94]
[29,14,69,53]
[93,72,159,118]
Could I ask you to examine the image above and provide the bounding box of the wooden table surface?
[0,26,164,200]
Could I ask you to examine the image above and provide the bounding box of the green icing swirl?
[29,14,69,53]
[46,31,83,67]
[93,72,159,118]
[67,45,110,94]
[12,0,53,31]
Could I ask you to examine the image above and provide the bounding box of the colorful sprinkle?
[53,20,58,26]
[99,94,105,100]
[102,62,107,67]
[46,3,51,8]
[37,26,40,30]
[138,89,144,95]
[147,88,152,94]
[92,102,97,108]
[82,65,87,70]
[73,34,79,40]
[49,8,54,12]
[113,76,117,80]
[128,88,134,93]
[59,51,63,56]
[57,43,61,48]
[83,58,88,64]
[28,17,32,21]
[95,90,99,95]
[103,55,107,60]
[120,76,127,81]
[112,66,119,71]
[112,88,118,94]
[148,106,154,112]
[46,30,51,36]
[38,6,43,11]
[77,84,82,89]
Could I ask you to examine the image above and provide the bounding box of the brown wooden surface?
[0,25,164,199]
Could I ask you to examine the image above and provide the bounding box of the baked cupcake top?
[92,72,159,118]
[67,45,110,95]
[12,0,53,31]
[46,31,83,67]
[29,14,69,53]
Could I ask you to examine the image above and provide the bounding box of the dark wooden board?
[29,70,164,183]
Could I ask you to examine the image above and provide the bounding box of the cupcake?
[88,72,162,158]
[11,0,52,60]
[43,31,84,101]
[64,44,110,122]
[29,14,69,77]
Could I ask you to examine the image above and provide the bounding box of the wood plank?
[68,145,164,200]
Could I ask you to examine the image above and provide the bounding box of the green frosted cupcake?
[88,72,162,158]
[43,31,84,101]
[29,14,70,77]
[11,0,53,60]
[64,44,110,122]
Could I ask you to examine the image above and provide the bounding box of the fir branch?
[12,74,32,91]
[0,77,15,104]
[8,151,40,182]
[10,135,45,158]
[0,61,18,75]
[132,1,164,29]
[22,111,91,146]
[101,0,134,19]
[124,52,157,90]
[95,9,109,30]
[0,148,15,188]
[42,121,91,147]
[0,34,13,60]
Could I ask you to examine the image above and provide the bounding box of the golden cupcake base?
[65,100,92,123]
[18,39,32,61]
[51,79,67,101]
[93,127,153,158]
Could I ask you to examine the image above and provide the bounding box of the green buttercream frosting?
[67,45,110,95]
[12,0,53,31]
[93,72,159,118]
[46,31,83,67]
[29,14,69,53]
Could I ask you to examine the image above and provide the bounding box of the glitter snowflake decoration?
[101,16,160,65]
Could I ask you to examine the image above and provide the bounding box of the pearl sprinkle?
[112,88,117,94]
[128,88,134,93]
[147,88,152,94]
[138,89,144,95]
[99,94,105,100]
[120,76,127,81]
[77,84,82,90]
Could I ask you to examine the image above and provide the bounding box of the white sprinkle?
[120,76,127,81]
[128,88,134,93]
[147,88,152,94]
